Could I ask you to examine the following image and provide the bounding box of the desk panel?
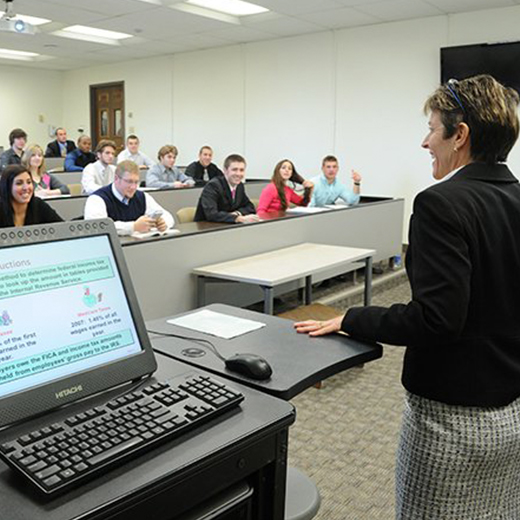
[122,198,404,320]
[45,180,269,221]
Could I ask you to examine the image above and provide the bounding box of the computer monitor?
[0,219,157,428]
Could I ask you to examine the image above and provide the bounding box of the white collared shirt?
[81,160,116,194]
[84,183,175,236]
[117,149,154,168]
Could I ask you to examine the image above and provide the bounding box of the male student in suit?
[84,160,174,236]
[194,154,259,223]
[45,127,76,158]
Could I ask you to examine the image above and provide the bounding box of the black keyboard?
[0,375,243,495]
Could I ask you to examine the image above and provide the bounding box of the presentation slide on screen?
[0,236,142,398]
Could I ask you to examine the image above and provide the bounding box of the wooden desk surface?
[193,243,375,286]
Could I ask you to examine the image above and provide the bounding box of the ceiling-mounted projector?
[0,0,36,35]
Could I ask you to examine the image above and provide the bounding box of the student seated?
[257,159,312,217]
[22,144,70,198]
[81,140,117,195]
[185,145,223,184]
[45,127,76,158]
[0,128,27,172]
[146,145,194,188]
[0,165,63,227]
[84,160,174,236]
[309,155,361,207]
[194,154,259,224]
[117,134,154,169]
[64,135,96,172]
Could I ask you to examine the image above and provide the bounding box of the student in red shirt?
[257,159,312,217]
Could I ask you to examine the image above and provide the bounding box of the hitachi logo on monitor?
[55,385,83,399]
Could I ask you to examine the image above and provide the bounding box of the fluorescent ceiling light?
[0,13,51,25]
[52,25,133,45]
[61,25,132,40]
[186,0,268,16]
[0,48,39,61]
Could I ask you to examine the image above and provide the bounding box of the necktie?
[231,187,236,200]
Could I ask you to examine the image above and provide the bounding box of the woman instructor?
[296,75,520,519]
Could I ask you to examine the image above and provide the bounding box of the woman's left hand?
[302,180,314,189]
[294,316,343,337]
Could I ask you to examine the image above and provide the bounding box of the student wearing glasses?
[296,75,520,520]
[84,160,174,236]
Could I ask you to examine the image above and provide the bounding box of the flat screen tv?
[441,41,520,94]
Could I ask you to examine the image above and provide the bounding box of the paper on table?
[167,309,266,339]
[324,203,348,210]
[131,228,180,239]
[286,206,330,214]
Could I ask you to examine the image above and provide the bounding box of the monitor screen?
[0,235,142,398]
[441,42,520,94]
[0,221,157,428]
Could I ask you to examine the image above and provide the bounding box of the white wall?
[61,55,174,162]
[4,6,520,239]
[0,65,64,151]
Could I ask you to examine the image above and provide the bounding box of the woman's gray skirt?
[396,391,520,520]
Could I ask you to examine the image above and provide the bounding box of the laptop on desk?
[0,220,243,495]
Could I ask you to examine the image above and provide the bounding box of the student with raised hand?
[146,145,195,188]
[0,128,27,172]
[117,134,154,169]
[64,135,96,172]
[81,139,117,195]
[257,159,312,217]
[309,155,361,207]
[45,127,76,158]
[0,164,63,227]
[185,145,223,184]
[194,154,258,224]
[22,144,70,198]
[84,160,174,236]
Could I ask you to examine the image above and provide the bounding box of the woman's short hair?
[424,74,520,164]
[158,145,178,161]
[22,144,46,175]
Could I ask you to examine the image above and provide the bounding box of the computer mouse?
[224,353,273,381]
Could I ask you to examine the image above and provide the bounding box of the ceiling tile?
[424,0,515,13]
[298,7,382,28]
[355,0,443,21]
[252,0,346,15]
[207,25,277,42]
[241,15,323,35]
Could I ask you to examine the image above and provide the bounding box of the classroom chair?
[176,207,196,224]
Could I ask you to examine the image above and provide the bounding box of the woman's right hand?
[294,316,343,337]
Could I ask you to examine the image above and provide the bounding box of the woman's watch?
[354,182,361,186]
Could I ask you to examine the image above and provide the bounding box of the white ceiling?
[1,0,519,70]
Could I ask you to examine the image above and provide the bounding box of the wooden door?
[90,82,125,154]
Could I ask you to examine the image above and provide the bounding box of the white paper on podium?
[167,310,266,339]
